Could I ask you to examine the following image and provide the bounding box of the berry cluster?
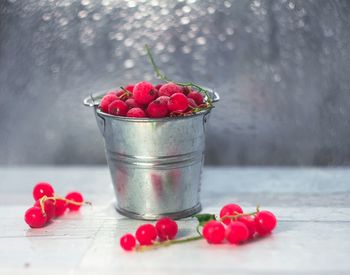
[120,217,178,251]
[24,182,90,228]
[201,204,277,244]
[119,203,277,252]
[99,81,210,118]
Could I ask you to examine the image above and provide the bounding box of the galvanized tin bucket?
[84,89,219,220]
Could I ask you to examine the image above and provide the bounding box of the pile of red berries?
[120,217,178,251]
[119,203,277,251]
[202,203,277,244]
[99,81,210,118]
[24,182,89,228]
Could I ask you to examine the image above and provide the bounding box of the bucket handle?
[83,95,100,107]
[83,95,106,136]
[211,91,220,103]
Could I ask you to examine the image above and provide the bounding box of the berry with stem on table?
[65,191,84,211]
[34,199,55,221]
[202,220,225,244]
[254,210,277,236]
[219,203,243,225]
[24,207,47,228]
[33,182,54,201]
[225,221,249,244]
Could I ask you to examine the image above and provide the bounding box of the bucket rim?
[96,106,211,122]
[84,89,219,122]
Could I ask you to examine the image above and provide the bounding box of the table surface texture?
[0,166,349,275]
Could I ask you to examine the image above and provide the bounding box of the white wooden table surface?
[0,166,349,275]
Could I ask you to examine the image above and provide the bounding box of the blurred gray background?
[1,0,350,166]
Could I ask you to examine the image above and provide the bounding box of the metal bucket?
[84,89,219,220]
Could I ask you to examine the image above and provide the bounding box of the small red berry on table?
[120,234,137,251]
[54,199,68,217]
[219,203,243,225]
[24,207,47,228]
[254,210,277,236]
[135,224,157,246]
[225,221,250,244]
[237,215,256,239]
[33,199,55,221]
[65,191,84,211]
[33,182,54,201]
[202,220,225,244]
[155,217,178,241]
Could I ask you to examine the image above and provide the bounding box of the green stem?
[196,224,203,236]
[144,44,213,107]
[136,235,203,252]
[120,86,131,95]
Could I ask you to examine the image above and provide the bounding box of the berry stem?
[136,235,203,252]
[145,44,213,108]
[196,224,203,236]
[119,86,131,101]
[220,206,260,221]
[37,195,91,215]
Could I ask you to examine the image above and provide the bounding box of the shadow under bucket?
[84,90,219,220]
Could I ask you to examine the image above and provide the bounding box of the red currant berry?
[155,217,178,241]
[127,107,146,118]
[135,224,157,245]
[168,93,189,113]
[181,86,192,95]
[125,98,142,109]
[159,82,182,97]
[65,191,84,211]
[24,207,47,228]
[125,84,135,93]
[219,203,243,225]
[133,81,157,105]
[33,182,54,201]
[225,221,249,244]
[187,98,197,109]
[100,94,118,113]
[202,220,225,244]
[34,199,55,221]
[254,211,277,236]
[155,84,163,91]
[237,215,256,239]
[54,199,67,217]
[147,98,169,118]
[187,91,204,105]
[120,233,136,251]
[108,100,128,116]
[116,90,126,98]
[157,95,170,104]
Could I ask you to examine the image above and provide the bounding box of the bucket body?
[84,90,219,220]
